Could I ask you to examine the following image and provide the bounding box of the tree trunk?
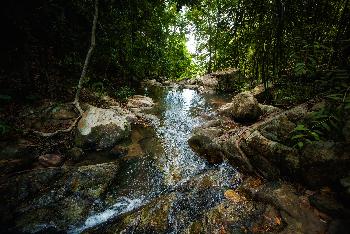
[74,0,99,114]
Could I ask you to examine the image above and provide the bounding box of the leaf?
[297,142,304,148]
[310,131,320,141]
[294,124,307,131]
[291,134,306,140]
[322,122,331,132]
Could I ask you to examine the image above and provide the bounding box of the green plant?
[291,124,321,149]
[115,86,135,102]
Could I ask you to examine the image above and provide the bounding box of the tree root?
[32,115,81,137]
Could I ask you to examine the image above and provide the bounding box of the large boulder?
[75,106,131,150]
[222,91,262,122]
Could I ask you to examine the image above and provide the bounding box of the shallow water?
[70,87,240,233]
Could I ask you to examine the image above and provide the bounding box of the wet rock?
[38,154,64,167]
[188,127,224,164]
[184,198,266,233]
[301,141,350,187]
[241,130,300,179]
[229,91,262,122]
[126,95,155,111]
[259,115,296,142]
[86,194,175,233]
[0,162,119,232]
[75,106,131,150]
[252,182,328,234]
[67,147,84,162]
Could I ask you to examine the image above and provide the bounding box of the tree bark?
[74,0,99,114]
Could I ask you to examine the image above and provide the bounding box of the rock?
[38,154,64,167]
[241,130,300,179]
[259,115,296,142]
[86,194,176,233]
[110,105,137,123]
[67,147,84,162]
[196,74,218,88]
[184,197,265,234]
[142,79,162,87]
[126,95,155,111]
[0,162,119,233]
[258,103,280,116]
[229,91,262,122]
[217,102,235,116]
[343,119,350,143]
[188,127,224,164]
[285,105,309,122]
[252,182,328,234]
[75,106,131,150]
[301,141,350,187]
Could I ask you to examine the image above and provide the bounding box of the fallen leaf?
[224,189,244,202]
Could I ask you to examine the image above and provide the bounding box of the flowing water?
[70,87,240,233]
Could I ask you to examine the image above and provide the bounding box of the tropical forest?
[0,0,350,233]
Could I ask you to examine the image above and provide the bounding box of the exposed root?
[32,115,81,137]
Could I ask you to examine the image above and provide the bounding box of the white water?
[69,88,239,233]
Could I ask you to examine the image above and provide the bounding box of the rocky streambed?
[0,80,349,233]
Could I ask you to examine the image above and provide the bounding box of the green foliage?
[290,85,350,148]
[291,124,321,149]
[115,86,135,102]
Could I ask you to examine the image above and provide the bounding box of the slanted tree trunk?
[33,0,99,137]
[74,0,99,114]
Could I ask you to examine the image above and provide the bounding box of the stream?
[70,87,240,233]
